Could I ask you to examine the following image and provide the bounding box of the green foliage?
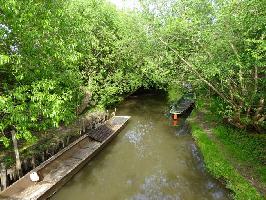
[2,156,15,168]
[1,0,84,148]
[0,0,265,180]
[191,123,263,200]
[0,55,9,65]
[167,84,183,103]
[142,0,266,131]
[0,0,150,149]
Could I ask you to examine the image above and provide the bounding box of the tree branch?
[159,37,236,108]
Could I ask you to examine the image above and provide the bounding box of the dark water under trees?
[51,95,231,200]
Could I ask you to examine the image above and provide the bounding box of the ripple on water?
[190,143,206,172]
[124,121,154,157]
[129,171,181,200]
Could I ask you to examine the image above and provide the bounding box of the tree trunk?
[31,156,36,169]
[0,163,7,191]
[77,90,92,115]
[11,131,22,178]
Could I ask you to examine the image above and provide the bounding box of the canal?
[51,94,230,200]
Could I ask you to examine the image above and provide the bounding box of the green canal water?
[51,95,231,200]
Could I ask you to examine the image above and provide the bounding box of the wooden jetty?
[0,116,130,200]
[170,94,195,118]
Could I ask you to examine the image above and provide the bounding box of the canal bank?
[189,112,265,200]
[51,94,231,200]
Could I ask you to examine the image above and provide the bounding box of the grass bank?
[190,113,265,200]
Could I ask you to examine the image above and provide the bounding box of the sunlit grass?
[191,123,264,200]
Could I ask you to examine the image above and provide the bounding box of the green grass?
[191,123,264,200]
[213,125,266,184]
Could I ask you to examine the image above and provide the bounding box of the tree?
[140,0,266,131]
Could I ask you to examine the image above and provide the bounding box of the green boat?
[170,93,195,115]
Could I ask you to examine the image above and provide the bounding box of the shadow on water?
[50,94,232,200]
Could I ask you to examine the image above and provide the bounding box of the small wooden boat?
[0,116,130,200]
[170,93,195,119]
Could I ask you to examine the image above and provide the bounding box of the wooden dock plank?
[87,124,112,142]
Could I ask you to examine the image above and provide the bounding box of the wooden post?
[105,110,109,120]
[41,152,45,162]
[82,118,85,133]
[66,136,70,146]
[1,163,7,191]
[31,156,36,169]
[11,131,22,178]
[23,159,28,173]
